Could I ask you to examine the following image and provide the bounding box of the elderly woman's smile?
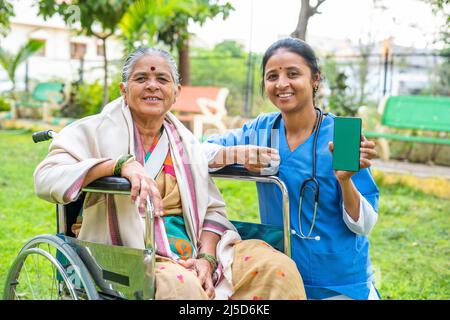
[142,95,163,103]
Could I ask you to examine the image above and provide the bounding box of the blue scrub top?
[206,112,380,299]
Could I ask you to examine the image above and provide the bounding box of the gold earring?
[313,84,319,93]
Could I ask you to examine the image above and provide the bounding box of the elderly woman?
[34,47,304,300]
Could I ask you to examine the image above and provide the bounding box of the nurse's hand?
[209,145,280,173]
[328,135,377,181]
[234,145,280,173]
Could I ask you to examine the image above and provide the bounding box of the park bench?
[362,95,450,160]
[12,82,67,122]
[2,81,75,130]
[171,86,229,140]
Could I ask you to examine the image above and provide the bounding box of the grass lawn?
[0,130,449,299]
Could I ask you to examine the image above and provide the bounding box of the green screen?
[333,117,361,172]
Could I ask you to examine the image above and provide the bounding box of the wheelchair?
[3,130,292,300]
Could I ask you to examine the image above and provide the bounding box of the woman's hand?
[178,258,216,299]
[209,145,280,173]
[233,145,280,173]
[120,160,163,216]
[328,135,377,181]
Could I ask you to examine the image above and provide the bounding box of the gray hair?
[121,47,180,88]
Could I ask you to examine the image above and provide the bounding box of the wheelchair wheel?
[3,234,99,300]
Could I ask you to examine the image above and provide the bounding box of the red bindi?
[150,66,156,71]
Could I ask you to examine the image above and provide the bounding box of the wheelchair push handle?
[32,130,56,143]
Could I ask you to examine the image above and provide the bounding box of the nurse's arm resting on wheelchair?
[203,38,381,300]
[33,47,305,300]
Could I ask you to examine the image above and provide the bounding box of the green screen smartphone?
[333,117,362,172]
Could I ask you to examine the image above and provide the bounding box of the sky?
[189,0,446,53]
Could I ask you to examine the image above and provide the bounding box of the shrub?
[60,80,103,118]
[0,95,11,112]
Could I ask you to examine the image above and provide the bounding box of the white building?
[0,0,124,92]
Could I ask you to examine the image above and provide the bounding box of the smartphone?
[333,117,362,172]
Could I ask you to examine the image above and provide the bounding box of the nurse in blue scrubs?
[204,38,380,300]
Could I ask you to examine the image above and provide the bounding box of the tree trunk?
[291,0,311,40]
[101,37,109,107]
[178,39,190,86]
[291,0,327,40]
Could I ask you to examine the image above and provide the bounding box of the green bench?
[12,82,67,122]
[363,95,450,160]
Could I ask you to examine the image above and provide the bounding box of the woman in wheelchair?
[34,47,305,300]
[204,38,380,300]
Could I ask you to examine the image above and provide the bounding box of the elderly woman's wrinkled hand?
[178,258,216,299]
[120,160,164,216]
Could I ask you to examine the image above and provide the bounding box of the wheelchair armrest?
[83,176,131,193]
[213,164,278,177]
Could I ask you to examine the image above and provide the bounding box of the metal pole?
[382,48,389,96]
[245,52,254,117]
[389,54,394,95]
[25,61,29,93]
[244,0,254,118]
[79,57,84,84]
[143,196,155,300]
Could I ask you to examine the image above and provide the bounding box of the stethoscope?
[271,107,324,241]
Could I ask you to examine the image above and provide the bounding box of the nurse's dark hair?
[260,37,322,96]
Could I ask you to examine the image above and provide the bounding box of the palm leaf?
[10,40,45,82]
[119,0,195,50]
[0,46,14,78]
[12,40,45,71]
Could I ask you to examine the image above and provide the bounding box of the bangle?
[197,252,218,272]
[122,155,135,167]
[113,154,135,176]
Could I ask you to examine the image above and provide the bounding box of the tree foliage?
[157,0,233,50]
[36,0,134,106]
[422,0,450,96]
[0,0,15,37]
[321,55,358,116]
[36,0,132,38]
[119,0,192,50]
[119,0,233,85]
[425,0,449,49]
[120,0,233,49]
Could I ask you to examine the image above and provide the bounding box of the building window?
[33,39,46,57]
[97,43,105,57]
[70,42,87,59]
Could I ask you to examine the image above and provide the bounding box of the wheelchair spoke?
[47,243,57,299]
[32,249,42,296]
[13,288,21,300]
[22,262,37,300]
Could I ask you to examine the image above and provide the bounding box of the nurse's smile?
[276,92,295,102]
